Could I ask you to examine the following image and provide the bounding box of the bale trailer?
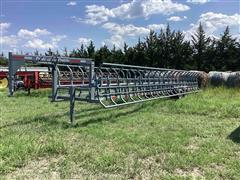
[8,52,201,123]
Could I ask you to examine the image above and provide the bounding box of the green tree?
[0,53,7,66]
[163,24,175,68]
[191,22,211,70]
[34,50,39,56]
[63,24,240,71]
[45,48,54,56]
[95,45,111,65]
[79,44,88,57]
[69,49,77,57]
[63,47,68,57]
[215,26,239,71]
[110,45,124,63]
[123,43,135,65]
[205,38,217,71]
[171,31,193,69]
[133,38,146,66]
[145,31,158,66]
[156,29,165,67]
[87,41,95,58]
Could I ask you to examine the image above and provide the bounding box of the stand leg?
[70,86,76,124]
[51,65,58,101]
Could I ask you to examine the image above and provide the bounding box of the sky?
[0,0,239,54]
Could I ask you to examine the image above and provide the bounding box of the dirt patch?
[139,153,166,169]
[70,169,124,180]
[5,157,62,179]
[186,144,199,152]
[5,156,124,179]
[125,153,168,179]
[185,137,200,152]
[234,150,240,157]
[209,163,225,171]
[175,167,204,178]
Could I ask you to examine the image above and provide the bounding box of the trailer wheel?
[0,78,8,89]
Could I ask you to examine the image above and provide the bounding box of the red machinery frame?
[0,67,51,89]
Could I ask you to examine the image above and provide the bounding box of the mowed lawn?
[0,88,240,179]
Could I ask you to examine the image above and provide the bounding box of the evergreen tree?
[205,38,217,71]
[237,42,240,69]
[164,24,175,68]
[156,29,165,67]
[87,41,95,58]
[215,26,239,71]
[123,43,129,64]
[56,50,60,56]
[133,38,146,66]
[145,31,158,66]
[191,22,210,71]
[34,50,39,56]
[69,49,77,57]
[171,31,193,69]
[41,24,239,71]
[95,45,111,65]
[0,53,7,66]
[63,47,68,57]
[123,43,135,65]
[110,45,124,63]
[45,48,54,56]
[79,44,88,57]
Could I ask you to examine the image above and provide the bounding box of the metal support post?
[8,52,14,96]
[51,64,58,101]
[89,61,96,102]
[69,86,76,124]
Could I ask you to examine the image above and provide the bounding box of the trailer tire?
[0,78,8,89]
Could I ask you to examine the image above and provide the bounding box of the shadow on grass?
[78,105,144,127]
[0,103,146,130]
[228,126,240,144]
[10,89,51,98]
[0,113,67,130]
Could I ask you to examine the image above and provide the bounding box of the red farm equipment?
[0,66,51,90]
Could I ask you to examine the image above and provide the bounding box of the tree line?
[65,23,239,72]
[1,23,240,72]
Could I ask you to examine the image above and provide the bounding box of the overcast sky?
[0,0,239,54]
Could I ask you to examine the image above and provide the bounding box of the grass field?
[0,88,240,179]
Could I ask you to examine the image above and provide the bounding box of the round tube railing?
[95,63,200,108]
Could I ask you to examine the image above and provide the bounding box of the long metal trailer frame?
[8,52,201,123]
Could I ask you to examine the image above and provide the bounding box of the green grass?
[0,87,240,179]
